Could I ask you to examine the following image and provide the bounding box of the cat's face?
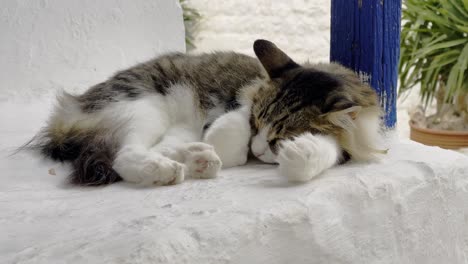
[249,40,376,163]
[249,70,334,163]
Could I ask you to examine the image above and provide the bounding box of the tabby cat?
[30,39,383,186]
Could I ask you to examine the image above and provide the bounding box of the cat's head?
[249,39,378,163]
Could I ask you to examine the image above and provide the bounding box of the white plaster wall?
[0,0,185,100]
[188,0,331,63]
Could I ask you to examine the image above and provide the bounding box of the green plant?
[399,0,468,109]
[180,0,201,49]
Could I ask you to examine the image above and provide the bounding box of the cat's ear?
[253,39,299,78]
[325,105,362,131]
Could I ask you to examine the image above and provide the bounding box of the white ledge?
[1,102,468,264]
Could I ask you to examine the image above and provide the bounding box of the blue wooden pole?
[330,0,402,128]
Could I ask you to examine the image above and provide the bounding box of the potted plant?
[180,0,201,51]
[399,0,468,149]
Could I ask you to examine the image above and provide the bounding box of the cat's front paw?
[203,108,251,168]
[182,142,222,179]
[277,134,339,182]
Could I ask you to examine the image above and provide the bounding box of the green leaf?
[414,39,467,59]
[424,50,460,70]
[463,0,468,11]
[447,0,468,19]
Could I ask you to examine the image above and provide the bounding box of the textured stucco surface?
[0,0,185,100]
[188,0,331,63]
[2,101,468,263]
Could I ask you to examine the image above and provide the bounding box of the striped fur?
[27,39,383,186]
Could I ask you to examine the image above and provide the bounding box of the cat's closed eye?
[268,138,278,154]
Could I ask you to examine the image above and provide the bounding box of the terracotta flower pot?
[409,121,468,149]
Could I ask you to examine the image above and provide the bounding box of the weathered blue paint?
[330,0,402,128]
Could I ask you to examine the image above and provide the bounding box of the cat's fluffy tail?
[24,92,122,185]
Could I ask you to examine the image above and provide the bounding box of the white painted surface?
[188,0,331,62]
[1,101,468,263]
[0,0,185,100]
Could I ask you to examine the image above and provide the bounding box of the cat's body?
[31,40,383,186]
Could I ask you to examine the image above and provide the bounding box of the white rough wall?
[0,0,185,100]
[188,0,331,63]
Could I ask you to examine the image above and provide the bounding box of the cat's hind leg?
[150,126,222,180]
[114,145,185,186]
[112,96,185,186]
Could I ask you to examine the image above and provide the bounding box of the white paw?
[182,142,222,179]
[140,156,185,186]
[113,146,185,186]
[277,134,339,182]
[203,108,251,168]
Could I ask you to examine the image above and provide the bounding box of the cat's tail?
[23,92,123,185]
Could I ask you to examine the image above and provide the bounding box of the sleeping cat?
[29,39,383,186]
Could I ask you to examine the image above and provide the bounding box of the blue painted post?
[330,0,402,128]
